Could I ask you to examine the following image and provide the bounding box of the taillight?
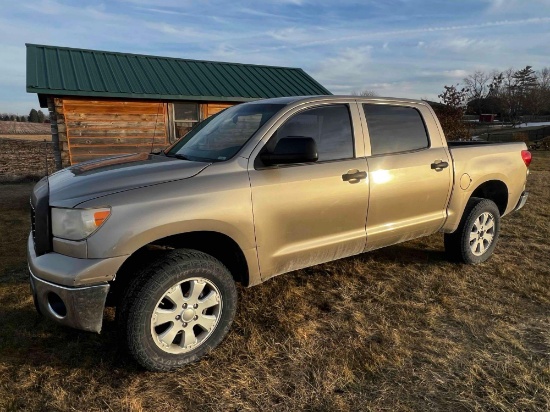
[521,150,532,167]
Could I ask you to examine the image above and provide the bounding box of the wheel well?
[107,231,249,307]
[470,180,508,215]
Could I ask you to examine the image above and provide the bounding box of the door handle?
[431,160,449,170]
[342,170,367,182]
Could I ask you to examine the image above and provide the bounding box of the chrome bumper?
[30,270,109,333]
[513,191,529,212]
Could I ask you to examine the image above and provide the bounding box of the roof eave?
[29,88,260,103]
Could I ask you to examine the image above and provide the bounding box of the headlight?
[51,207,111,241]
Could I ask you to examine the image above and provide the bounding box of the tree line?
[439,66,550,121]
[0,109,48,123]
[434,65,550,140]
[462,66,550,120]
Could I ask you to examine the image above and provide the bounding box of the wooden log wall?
[203,103,234,118]
[52,98,70,168]
[60,98,168,165]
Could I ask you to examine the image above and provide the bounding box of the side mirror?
[260,137,318,166]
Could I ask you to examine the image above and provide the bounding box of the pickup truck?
[28,96,531,371]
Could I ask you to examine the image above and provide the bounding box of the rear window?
[363,104,429,156]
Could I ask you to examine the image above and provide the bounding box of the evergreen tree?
[37,110,46,123]
[29,109,39,123]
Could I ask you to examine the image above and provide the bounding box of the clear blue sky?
[1,0,549,114]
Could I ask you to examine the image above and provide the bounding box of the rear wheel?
[444,197,501,264]
[118,249,237,371]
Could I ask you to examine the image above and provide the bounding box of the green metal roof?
[26,44,331,102]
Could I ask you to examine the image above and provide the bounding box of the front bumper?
[27,234,127,287]
[27,234,126,333]
[30,271,109,333]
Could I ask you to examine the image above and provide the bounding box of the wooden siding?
[203,103,235,119]
[62,98,168,165]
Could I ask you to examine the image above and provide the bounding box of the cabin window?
[173,103,200,140]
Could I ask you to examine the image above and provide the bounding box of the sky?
[1,0,549,114]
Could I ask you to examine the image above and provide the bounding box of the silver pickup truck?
[28,96,530,371]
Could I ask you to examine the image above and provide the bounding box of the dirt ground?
[0,153,548,411]
[0,134,52,142]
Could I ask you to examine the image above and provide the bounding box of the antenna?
[150,101,163,154]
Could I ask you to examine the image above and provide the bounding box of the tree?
[434,84,470,141]
[538,67,550,115]
[37,110,46,123]
[490,66,538,125]
[352,89,379,97]
[29,108,39,123]
[513,66,538,116]
[463,70,492,115]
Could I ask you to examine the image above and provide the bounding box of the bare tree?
[352,89,379,97]
[538,67,550,115]
[463,70,491,114]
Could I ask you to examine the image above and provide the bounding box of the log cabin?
[26,44,331,169]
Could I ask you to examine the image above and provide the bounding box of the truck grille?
[30,200,37,250]
[30,178,52,256]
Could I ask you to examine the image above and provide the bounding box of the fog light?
[47,292,67,318]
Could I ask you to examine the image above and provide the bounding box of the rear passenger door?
[248,102,369,280]
[361,103,452,250]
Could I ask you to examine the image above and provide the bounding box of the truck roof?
[248,95,428,106]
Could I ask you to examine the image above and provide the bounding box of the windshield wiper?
[168,153,215,163]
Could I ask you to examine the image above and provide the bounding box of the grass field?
[0,121,50,135]
[0,153,548,411]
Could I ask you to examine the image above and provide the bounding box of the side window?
[274,105,354,162]
[363,104,429,156]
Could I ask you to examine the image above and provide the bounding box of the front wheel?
[119,249,237,371]
[444,197,501,264]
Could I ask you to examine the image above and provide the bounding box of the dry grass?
[0,153,548,412]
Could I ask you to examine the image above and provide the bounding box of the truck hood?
[48,153,211,207]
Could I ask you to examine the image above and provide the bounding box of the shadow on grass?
[0,302,138,371]
[0,241,450,373]
[356,242,448,265]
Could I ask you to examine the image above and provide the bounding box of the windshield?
[166,103,285,162]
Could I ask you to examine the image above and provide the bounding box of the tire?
[118,249,237,371]
[444,197,501,264]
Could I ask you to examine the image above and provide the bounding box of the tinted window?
[363,104,429,155]
[274,105,354,161]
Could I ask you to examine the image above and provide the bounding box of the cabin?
[26,44,330,169]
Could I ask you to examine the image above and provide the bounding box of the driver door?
[248,102,369,280]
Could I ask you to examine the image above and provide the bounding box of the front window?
[271,104,354,162]
[167,103,285,162]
